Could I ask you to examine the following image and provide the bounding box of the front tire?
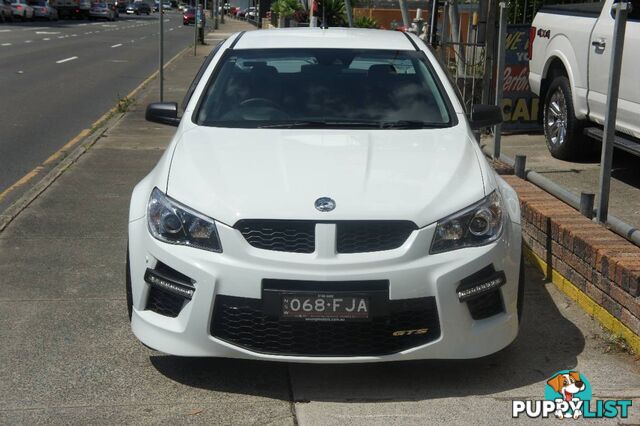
[543,75,586,160]
[126,246,133,321]
[517,252,525,324]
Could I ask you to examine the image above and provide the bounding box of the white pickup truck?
[528,0,640,160]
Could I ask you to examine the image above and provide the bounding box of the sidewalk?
[1,21,639,424]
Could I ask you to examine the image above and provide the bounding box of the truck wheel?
[543,75,586,160]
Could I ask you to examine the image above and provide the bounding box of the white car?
[128,28,523,363]
[10,0,33,19]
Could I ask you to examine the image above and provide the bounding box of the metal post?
[159,0,164,101]
[345,0,353,27]
[194,0,198,55]
[428,0,439,47]
[398,0,410,28]
[580,193,595,219]
[220,0,224,23]
[440,1,449,64]
[492,1,507,160]
[309,0,316,27]
[514,155,526,178]
[597,1,629,224]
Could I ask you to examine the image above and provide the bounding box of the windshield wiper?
[258,120,448,129]
[380,121,448,129]
[258,120,380,129]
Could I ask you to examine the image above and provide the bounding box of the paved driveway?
[483,134,640,230]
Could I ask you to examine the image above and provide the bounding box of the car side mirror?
[145,102,180,126]
[469,104,503,130]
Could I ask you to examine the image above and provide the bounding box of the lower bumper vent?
[210,295,440,356]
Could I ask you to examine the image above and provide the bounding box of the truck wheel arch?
[539,57,570,121]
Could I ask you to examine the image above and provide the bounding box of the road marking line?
[35,31,59,34]
[0,167,44,204]
[25,40,32,43]
[42,38,50,40]
[0,29,11,33]
[56,56,78,64]
[1,43,11,46]
[79,23,87,26]
[86,31,92,34]
[42,129,91,165]
[111,43,122,48]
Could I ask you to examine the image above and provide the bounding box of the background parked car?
[0,0,12,21]
[10,0,34,20]
[30,0,58,20]
[48,0,90,19]
[182,6,193,24]
[89,2,116,20]
[125,1,149,14]
[114,0,128,13]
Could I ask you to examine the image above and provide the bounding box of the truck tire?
[543,75,586,160]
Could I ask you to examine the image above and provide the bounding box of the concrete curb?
[0,43,195,233]
[524,245,640,354]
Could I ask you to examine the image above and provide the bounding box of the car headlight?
[147,187,222,252]
[430,191,505,254]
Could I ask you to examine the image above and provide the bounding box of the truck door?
[588,0,640,139]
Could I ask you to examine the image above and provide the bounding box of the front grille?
[211,295,440,356]
[236,220,417,254]
[336,221,416,253]
[236,220,315,253]
[146,287,186,318]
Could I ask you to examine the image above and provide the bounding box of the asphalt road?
[0,12,195,207]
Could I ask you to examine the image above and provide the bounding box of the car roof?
[234,28,417,51]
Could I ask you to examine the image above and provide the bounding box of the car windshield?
[196,49,453,129]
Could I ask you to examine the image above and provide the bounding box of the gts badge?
[392,328,429,336]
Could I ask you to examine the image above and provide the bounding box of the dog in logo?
[547,371,586,419]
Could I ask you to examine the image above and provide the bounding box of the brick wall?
[501,175,640,338]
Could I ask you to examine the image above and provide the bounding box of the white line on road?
[111,43,122,48]
[25,40,32,43]
[1,43,11,46]
[79,23,88,26]
[36,31,60,34]
[85,31,92,34]
[42,38,50,40]
[56,56,78,64]
[0,29,11,33]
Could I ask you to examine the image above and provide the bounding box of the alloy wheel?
[546,88,568,147]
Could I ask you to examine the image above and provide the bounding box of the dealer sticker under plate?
[281,293,370,321]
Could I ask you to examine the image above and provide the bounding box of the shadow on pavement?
[150,263,584,402]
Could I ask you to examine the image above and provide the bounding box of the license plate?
[281,293,370,321]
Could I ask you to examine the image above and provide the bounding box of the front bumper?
[128,216,521,363]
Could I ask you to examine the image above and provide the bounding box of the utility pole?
[597,1,630,223]
[159,0,164,101]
